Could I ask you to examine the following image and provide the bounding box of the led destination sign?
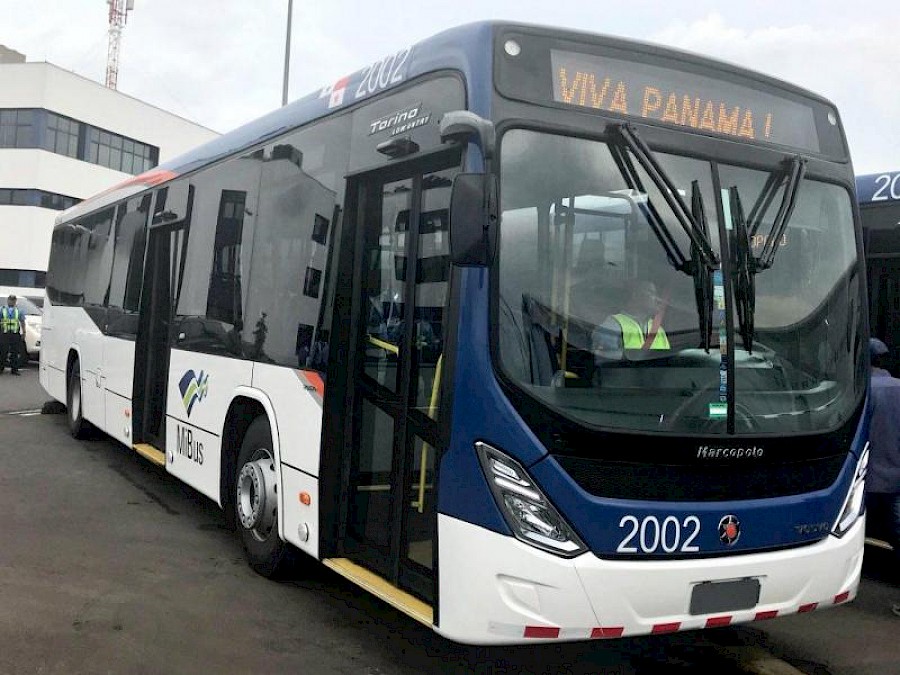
[551,49,820,152]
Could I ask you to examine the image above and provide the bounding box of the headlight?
[476,442,587,557]
[832,443,869,537]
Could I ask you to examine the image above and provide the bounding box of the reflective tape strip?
[754,610,779,620]
[798,603,818,613]
[834,591,851,604]
[523,626,560,639]
[705,616,732,628]
[489,622,596,640]
[590,626,625,639]
[651,622,681,634]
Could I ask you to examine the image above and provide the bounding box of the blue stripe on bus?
[438,267,551,533]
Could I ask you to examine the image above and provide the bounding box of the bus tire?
[67,357,90,439]
[235,416,293,578]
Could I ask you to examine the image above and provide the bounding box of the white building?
[0,46,219,303]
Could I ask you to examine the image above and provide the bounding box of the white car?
[14,296,42,361]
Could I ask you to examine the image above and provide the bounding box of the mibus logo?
[178,370,209,416]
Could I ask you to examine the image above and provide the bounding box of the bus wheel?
[67,358,89,439]
[235,416,292,578]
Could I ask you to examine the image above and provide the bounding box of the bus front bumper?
[435,514,864,645]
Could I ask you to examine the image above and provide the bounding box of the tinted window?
[107,194,150,336]
[245,114,352,369]
[47,220,90,306]
[82,208,115,307]
[173,159,259,357]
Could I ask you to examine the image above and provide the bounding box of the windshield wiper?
[611,123,719,272]
[750,155,808,272]
[608,137,689,273]
[691,180,714,351]
[727,155,807,354]
[729,187,755,352]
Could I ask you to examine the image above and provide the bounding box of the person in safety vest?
[591,280,669,361]
[0,294,25,375]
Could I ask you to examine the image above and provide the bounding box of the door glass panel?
[411,170,453,418]
[404,434,436,570]
[362,178,411,391]
[349,399,395,549]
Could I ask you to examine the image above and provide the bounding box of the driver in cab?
[592,279,670,361]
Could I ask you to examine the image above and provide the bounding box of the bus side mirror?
[441,111,498,266]
[449,173,497,266]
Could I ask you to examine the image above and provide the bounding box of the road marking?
[5,408,42,416]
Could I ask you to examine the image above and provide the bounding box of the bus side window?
[243,114,352,369]
[107,194,150,337]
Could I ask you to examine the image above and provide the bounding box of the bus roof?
[59,20,841,224]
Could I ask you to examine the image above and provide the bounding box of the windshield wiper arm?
[729,187,755,352]
[613,123,719,271]
[691,181,714,351]
[754,155,807,271]
[608,138,689,273]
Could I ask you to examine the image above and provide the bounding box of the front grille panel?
[555,453,848,501]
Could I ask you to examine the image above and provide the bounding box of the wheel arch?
[220,388,282,537]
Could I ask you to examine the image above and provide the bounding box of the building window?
[207,190,247,325]
[87,126,157,174]
[38,191,79,210]
[303,267,322,298]
[0,108,159,174]
[0,188,80,210]
[44,112,80,158]
[0,109,34,148]
[0,269,47,288]
[312,213,329,245]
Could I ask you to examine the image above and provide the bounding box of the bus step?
[133,443,166,467]
[322,557,432,626]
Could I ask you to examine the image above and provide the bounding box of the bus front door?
[337,153,459,602]
[133,220,188,449]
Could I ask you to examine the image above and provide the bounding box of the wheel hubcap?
[237,450,277,540]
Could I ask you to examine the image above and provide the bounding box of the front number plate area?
[689,578,761,615]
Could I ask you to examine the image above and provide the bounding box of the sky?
[2,1,898,175]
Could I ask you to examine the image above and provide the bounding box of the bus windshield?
[497,128,864,435]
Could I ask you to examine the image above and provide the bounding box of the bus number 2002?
[616,515,701,553]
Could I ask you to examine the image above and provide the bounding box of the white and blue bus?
[857,169,899,552]
[41,22,870,644]
[858,170,900,372]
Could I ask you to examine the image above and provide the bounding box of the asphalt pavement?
[0,365,897,674]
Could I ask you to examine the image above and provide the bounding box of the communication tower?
[105,0,135,90]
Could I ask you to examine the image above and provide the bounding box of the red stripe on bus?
[754,610,779,620]
[590,627,625,638]
[651,622,681,634]
[798,603,818,613]
[523,626,560,639]
[78,169,181,208]
[834,591,850,604]
[705,616,732,628]
[302,370,325,398]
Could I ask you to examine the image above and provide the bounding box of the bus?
[859,170,900,371]
[857,169,899,552]
[40,21,870,644]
